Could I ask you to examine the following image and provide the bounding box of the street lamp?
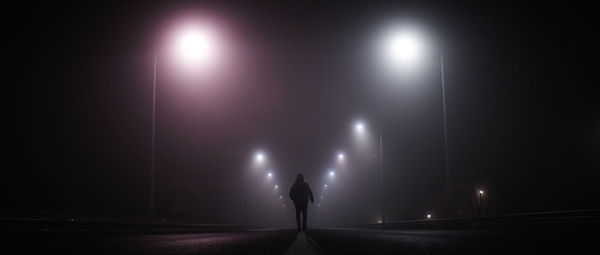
[255,152,265,163]
[351,120,385,224]
[377,24,450,218]
[149,22,224,222]
[355,122,365,133]
[245,150,267,225]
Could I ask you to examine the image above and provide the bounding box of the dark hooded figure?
[289,174,314,231]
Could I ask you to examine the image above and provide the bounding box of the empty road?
[4,225,595,254]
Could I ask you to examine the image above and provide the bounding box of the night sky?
[5,0,599,225]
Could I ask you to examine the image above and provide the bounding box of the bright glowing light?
[267,172,273,178]
[383,31,422,64]
[355,122,365,132]
[255,152,264,163]
[329,171,335,177]
[274,185,278,189]
[377,219,383,224]
[324,184,328,188]
[338,153,345,160]
[427,214,432,219]
[479,190,484,195]
[172,24,220,65]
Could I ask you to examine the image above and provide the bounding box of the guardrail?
[0,209,258,234]
[355,209,600,230]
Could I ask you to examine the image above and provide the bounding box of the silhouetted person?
[289,174,314,231]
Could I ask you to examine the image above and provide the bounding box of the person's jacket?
[289,182,314,205]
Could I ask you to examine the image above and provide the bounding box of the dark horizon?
[5,0,599,226]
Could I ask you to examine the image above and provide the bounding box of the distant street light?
[245,150,268,225]
[355,122,365,133]
[338,153,345,160]
[427,214,432,219]
[149,21,225,222]
[478,188,485,216]
[329,171,335,177]
[351,120,385,224]
[255,152,265,163]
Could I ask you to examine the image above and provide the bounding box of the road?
[3,227,595,254]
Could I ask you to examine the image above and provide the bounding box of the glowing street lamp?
[351,120,385,224]
[355,122,365,133]
[245,150,268,225]
[329,171,335,177]
[380,29,425,66]
[149,21,225,222]
[478,188,485,215]
[377,24,451,217]
[255,152,265,163]
[171,25,220,66]
[337,153,345,161]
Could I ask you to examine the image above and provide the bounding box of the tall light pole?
[249,151,266,226]
[354,121,385,224]
[244,164,248,225]
[379,27,451,217]
[150,52,157,222]
[353,122,363,225]
[149,23,223,222]
[379,133,384,224]
[440,48,450,217]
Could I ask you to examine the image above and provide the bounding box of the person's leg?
[295,205,301,231]
[302,204,308,230]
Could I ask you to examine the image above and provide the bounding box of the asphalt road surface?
[3,228,595,254]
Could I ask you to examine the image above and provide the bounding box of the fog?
[5,1,599,227]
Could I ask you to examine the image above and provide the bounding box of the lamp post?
[353,121,385,224]
[149,23,223,222]
[150,52,157,222]
[246,151,266,225]
[439,48,450,217]
[379,27,450,217]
